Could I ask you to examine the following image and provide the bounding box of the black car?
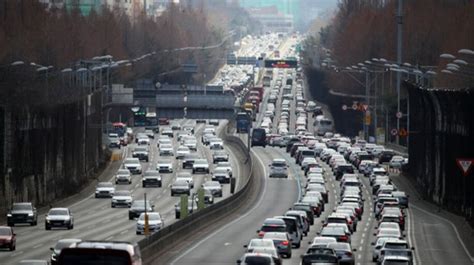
[7,202,37,226]
[301,253,339,265]
[128,200,154,220]
[182,154,198,169]
[379,150,396,163]
[334,164,354,180]
[251,128,267,147]
[292,202,315,225]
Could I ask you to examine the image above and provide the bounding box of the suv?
[192,159,210,174]
[269,158,288,178]
[57,241,142,265]
[202,181,223,197]
[156,159,173,173]
[7,202,38,226]
[182,154,199,169]
[115,169,132,184]
[123,158,142,174]
[211,167,231,184]
[132,146,149,162]
[95,182,115,198]
[171,180,191,196]
[111,190,133,208]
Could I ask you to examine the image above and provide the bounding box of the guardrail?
[138,129,254,262]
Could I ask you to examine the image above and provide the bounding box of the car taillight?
[339,235,348,242]
[348,220,352,225]
[281,240,289,246]
[258,231,265,237]
[345,251,353,257]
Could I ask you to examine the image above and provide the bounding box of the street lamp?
[11,61,24,66]
[458,49,474,56]
[440,53,456,59]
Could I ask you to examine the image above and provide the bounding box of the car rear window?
[261,225,286,233]
[243,256,272,264]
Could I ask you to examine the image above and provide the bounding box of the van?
[251,128,267,147]
[274,216,302,248]
[57,241,142,265]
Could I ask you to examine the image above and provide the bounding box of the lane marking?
[410,204,474,262]
[169,148,268,265]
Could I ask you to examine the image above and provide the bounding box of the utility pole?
[396,0,403,145]
[365,70,369,141]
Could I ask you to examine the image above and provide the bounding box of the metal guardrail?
[138,130,254,262]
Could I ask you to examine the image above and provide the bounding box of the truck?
[236,112,251,133]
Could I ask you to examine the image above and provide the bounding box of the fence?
[407,82,474,223]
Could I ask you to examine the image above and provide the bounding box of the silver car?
[269,158,288,178]
[45,208,73,230]
[95,182,115,198]
[111,190,133,208]
[136,212,164,235]
[115,169,132,184]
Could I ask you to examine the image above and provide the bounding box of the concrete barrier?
[138,129,255,261]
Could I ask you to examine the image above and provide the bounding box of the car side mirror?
[13,233,16,236]
[411,247,415,250]
[373,233,377,236]
[243,245,248,248]
[256,230,260,233]
[236,260,242,264]
[50,247,54,251]
[371,242,375,246]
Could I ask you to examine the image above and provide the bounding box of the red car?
[0,226,16,251]
[158,118,170,125]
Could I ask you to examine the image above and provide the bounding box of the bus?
[314,117,334,136]
[145,111,159,133]
[133,107,147,127]
[236,112,251,133]
[251,128,267,147]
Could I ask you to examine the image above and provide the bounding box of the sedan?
[176,146,191,159]
[156,159,173,173]
[202,181,223,197]
[171,180,191,196]
[115,169,132,185]
[128,200,154,220]
[263,232,292,258]
[45,208,74,230]
[50,238,81,264]
[327,242,355,265]
[94,182,115,198]
[136,212,164,235]
[142,170,162,188]
[0,226,16,251]
[111,190,133,208]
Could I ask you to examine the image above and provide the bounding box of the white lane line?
[407,208,420,265]
[410,204,474,262]
[106,236,114,241]
[33,243,43,249]
[120,229,128,235]
[169,149,268,265]
[10,250,24,257]
[358,246,363,251]
[361,238,364,244]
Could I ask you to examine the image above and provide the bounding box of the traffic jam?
[235,45,413,264]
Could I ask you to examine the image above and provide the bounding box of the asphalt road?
[0,119,243,264]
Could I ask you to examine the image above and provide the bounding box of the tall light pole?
[395,0,403,145]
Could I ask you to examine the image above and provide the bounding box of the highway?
[0,119,244,264]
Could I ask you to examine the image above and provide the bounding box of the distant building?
[246,5,293,33]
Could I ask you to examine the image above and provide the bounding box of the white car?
[136,136,150,146]
[216,161,233,177]
[176,172,194,188]
[45,208,74,230]
[136,212,164,235]
[211,167,231,184]
[183,139,197,151]
[159,144,174,156]
[192,159,210,174]
[115,169,132,184]
[157,136,172,147]
[209,140,224,150]
[111,190,133,208]
[95,182,115,198]
[176,146,191,159]
[156,159,173,173]
[389,156,405,168]
[123,158,142,174]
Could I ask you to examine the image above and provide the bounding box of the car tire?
[159,183,162,187]
[32,220,37,226]
[69,224,73,230]
[7,222,13,227]
[129,214,133,220]
[136,231,140,235]
[129,181,132,184]
[175,213,180,219]
[372,257,377,262]
[171,191,175,196]
[45,225,51,230]
[112,204,115,208]
[287,253,291,258]
[9,244,15,251]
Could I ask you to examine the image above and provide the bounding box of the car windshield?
[383,261,409,265]
[263,233,286,240]
[158,160,171,164]
[117,170,129,175]
[174,180,189,186]
[249,240,274,248]
[195,159,208,165]
[55,240,80,250]
[204,182,220,188]
[135,147,147,152]
[49,209,68,215]
[214,168,228,174]
[114,191,130,196]
[272,161,286,167]
[261,225,286,232]
[98,182,113,188]
[124,158,138,163]
[0,227,11,235]
[144,171,159,177]
[12,204,32,210]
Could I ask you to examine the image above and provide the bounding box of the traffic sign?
[399,128,408,137]
[396,111,403,119]
[362,104,369,112]
[391,128,398,136]
[456,159,474,176]
[352,104,358,110]
[342,105,348,111]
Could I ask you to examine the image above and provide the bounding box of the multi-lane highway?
[1,119,246,264]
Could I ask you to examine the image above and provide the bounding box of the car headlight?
[28,213,34,216]
[7,214,12,217]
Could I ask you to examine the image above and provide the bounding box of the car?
[7,202,37,226]
[263,232,292,258]
[319,226,350,243]
[202,133,215,145]
[243,238,275,253]
[269,158,288,178]
[136,136,150,145]
[309,236,338,248]
[156,159,173,173]
[128,200,154,220]
[159,143,174,156]
[95,182,115,198]
[175,198,198,219]
[375,228,403,241]
[176,172,194,188]
[237,253,277,264]
[108,133,121,149]
[132,146,149,162]
[292,202,315,225]
[212,150,229,163]
[251,247,282,265]
[257,218,287,238]
[216,161,233,177]
[209,119,219,125]
[0,226,16,251]
[56,241,142,265]
[392,191,409,208]
[45,208,74,230]
[50,238,82,264]
[209,139,224,150]
[176,146,191,159]
[182,154,199,169]
[171,122,182,130]
[211,167,231,184]
[183,139,198,151]
[123,157,142,174]
[136,212,164,235]
[192,159,210,174]
[162,127,174,137]
[389,156,405,168]
[171,179,191,196]
[142,170,162,187]
[144,129,154,139]
[115,169,132,184]
[183,125,195,134]
[380,255,411,265]
[327,242,355,265]
[159,118,170,125]
[202,181,223,197]
[111,190,133,208]
[274,216,302,248]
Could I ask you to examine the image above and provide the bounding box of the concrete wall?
[0,91,105,216]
